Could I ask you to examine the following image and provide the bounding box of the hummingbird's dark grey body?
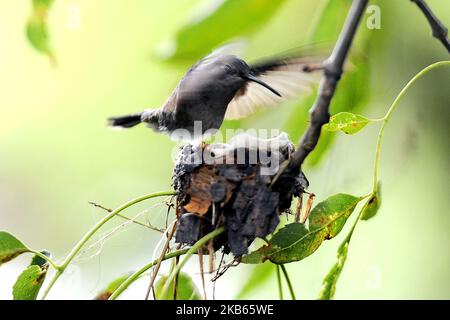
[108,50,319,141]
[151,55,250,135]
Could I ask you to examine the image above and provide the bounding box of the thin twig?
[301,193,315,223]
[164,199,175,229]
[159,228,225,298]
[213,251,225,300]
[109,248,189,300]
[289,0,369,173]
[173,254,180,300]
[210,257,240,281]
[88,201,164,232]
[294,194,303,223]
[144,221,178,300]
[88,201,113,212]
[198,249,207,300]
[207,241,215,273]
[411,0,450,53]
[42,191,176,300]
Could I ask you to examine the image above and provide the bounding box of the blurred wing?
[202,41,247,62]
[225,57,322,120]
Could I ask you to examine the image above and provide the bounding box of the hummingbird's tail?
[107,112,143,128]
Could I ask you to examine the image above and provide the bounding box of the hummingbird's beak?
[243,74,282,97]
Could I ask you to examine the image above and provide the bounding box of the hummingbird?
[108,48,321,142]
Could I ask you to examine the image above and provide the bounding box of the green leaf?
[309,193,361,239]
[318,199,365,300]
[94,273,133,300]
[318,226,353,300]
[267,223,326,264]
[154,272,201,300]
[242,194,362,264]
[0,231,30,265]
[157,0,287,61]
[324,112,370,134]
[12,251,50,300]
[360,187,381,220]
[26,0,55,62]
[235,262,275,299]
[13,266,47,300]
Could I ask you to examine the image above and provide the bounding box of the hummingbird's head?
[206,55,281,97]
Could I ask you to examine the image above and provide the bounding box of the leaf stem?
[160,227,225,298]
[28,250,60,270]
[109,248,189,300]
[276,265,284,300]
[280,265,296,300]
[368,117,385,122]
[40,190,177,299]
[372,61,450,192]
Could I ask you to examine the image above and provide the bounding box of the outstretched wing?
[224,56,323,120]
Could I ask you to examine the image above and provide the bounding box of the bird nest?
[173,133,308,256]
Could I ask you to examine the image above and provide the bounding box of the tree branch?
[289,0,369,172]
[411,0,450,53]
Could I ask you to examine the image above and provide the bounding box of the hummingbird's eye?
[223,64,234,73]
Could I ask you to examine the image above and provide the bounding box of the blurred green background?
[0,0,449,299]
